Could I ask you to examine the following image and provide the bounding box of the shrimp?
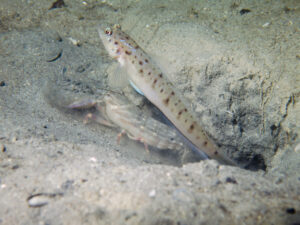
[68,93,186,152]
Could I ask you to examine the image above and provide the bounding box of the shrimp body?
[103,94,184,150]
[68,93,185,151]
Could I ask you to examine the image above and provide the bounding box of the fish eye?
[105,28,112,36]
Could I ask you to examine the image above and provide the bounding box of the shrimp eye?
[105,28,112,36]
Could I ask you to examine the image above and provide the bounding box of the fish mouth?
[97,24,115,56]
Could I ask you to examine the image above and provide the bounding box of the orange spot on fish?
[152,79,158,88]
[164,98,170,106]
[177,110,183,119]
[188,123,195,133]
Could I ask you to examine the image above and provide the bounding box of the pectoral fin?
[107,63,129,89]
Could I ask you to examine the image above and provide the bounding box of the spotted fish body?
[98,24,236,165]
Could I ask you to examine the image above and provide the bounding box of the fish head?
[98,24,121,59]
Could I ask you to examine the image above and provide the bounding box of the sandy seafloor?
[0,0,299,224]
